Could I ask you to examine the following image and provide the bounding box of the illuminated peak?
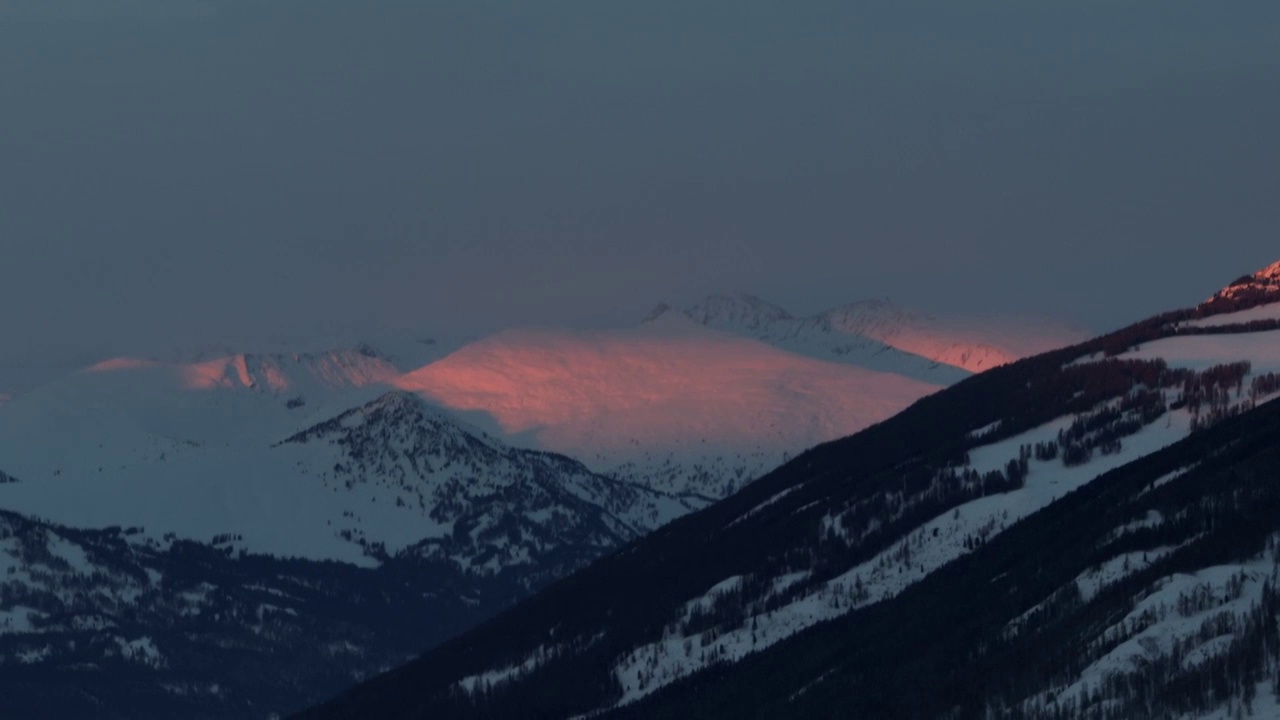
[1208,258,1280,304]
[1252,259,1280,281]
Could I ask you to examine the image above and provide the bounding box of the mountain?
[0,506,501,718]
[394,311,949,498]
[0,363,695,716]
[0,353,694,564]
[683,293,1085,375]
[0,294,1080,717]
[298,261,1280,720]
[1,296,1070,509]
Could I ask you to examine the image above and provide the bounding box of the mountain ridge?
[678,293,1084,375]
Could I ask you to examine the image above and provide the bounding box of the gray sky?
[2,0,1279,363]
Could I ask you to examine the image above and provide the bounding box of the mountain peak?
[642,302,673,323]
[1204,258,1280,308]
[1252,259,1280,281]
[684,293,793,329]
[819,298,916,329]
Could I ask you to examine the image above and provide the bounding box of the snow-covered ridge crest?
[1250,258,1280,282]
[275,390,697,571]
[1205,258,1280,305]
[678,293,1083,375]
[683,293,794,329]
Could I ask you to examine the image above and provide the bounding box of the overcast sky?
[2,0,1278,363]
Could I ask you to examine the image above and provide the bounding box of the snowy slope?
[587,266,1280,711]
[1116,329,1280,373]
[0,505,543,717]
[0,294,1056,511]
[0,354,687,568]
[317,261,1280,720]
[276,392,699,574]
[603,401,1207,708]
[395,311,944,498]
[594,321,1280,710]
[684,294,1083,375]
[0,305,958,567]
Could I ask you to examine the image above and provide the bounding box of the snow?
[1184,301,1280,328]
[1115,330,1280,374]
[0,359,679,566]
[395,318,944,497]
[0,357,403,564]
[606,407,1197,709]
[1109,509,1166,538]
[686,295,1083,377]
[457,644,562,694]
[1182,679,1280,719]
[17,645,52,664]
[681,576,744,620]
[1073,546,1177,603]
[0,313,962,558]
[71,615,114,632]
[728,486,800,526]
[1137,466,1196,498]
[0,607,44,636]
[1039,557,1277,712]
[968,420,1002,439]
[46,534,93,575]
[115,636,165,668]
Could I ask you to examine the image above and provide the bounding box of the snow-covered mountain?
[0,360,696,715]
[0,292,1084,716]
[0,294,1049,577]
[0,295,1075,510]
[300,260,1280,720]
[0,502,571,718]
[394,310,945,498]
[0,357,694,567]
[683,293,1084,375]
[276,391,700,574]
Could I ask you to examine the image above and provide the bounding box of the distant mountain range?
[0,294,1081,716]
[297,261,1280,720]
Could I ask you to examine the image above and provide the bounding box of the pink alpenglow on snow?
[395,312,942,475]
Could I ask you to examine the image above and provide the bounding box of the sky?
[1,0,1279,365]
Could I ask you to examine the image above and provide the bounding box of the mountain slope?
[0,505,514,718]
[296,262,1280,720]
[684,293,1083,375]
[0,351,694,567]
[275,392,701,576]
[606,386,1280,720]
[395,312,944,498]
[0,387,698,716]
